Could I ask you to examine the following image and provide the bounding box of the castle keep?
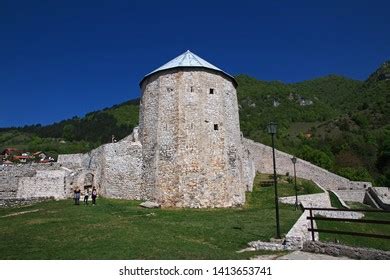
[139,51,247,207]
[0,51,371,210]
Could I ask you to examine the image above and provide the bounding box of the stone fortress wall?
[140,68,250,207]
[0,133,372,207]
[57,132,143,200]
[243,138,372,201]
[0,163,67,201]
[0,131,143,204]
[0,125,255,208]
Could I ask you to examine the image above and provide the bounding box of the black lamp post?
[267,122,281,239]
[291,156,298,210]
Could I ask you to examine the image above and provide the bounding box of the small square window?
[209,88,214,94]
[214,124,219,130]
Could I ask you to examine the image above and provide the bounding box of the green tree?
[297,145,334,170]
[337,167,372,181]
[62,124,76,141]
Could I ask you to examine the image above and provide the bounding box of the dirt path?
[1,209,40,218]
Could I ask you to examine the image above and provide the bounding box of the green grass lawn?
[317,202,390,251]
[328,191,346,209]
[254,173,323,195]
[0,178,303,260]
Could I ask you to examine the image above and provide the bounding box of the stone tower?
[139,50,246,207]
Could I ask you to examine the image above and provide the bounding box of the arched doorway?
[84,173,94,190]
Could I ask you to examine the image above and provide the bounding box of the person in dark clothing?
[73,189,77,205]
[84,189,89,205]
[91,187,97,205]
[74,188,81,205]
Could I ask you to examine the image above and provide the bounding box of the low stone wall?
[248,240,289,251]
[284,209,319,249]
[329,190,350,208]
[243,138,371,193]
[0,163,62,173]
[373,187,390,204]
[369,187,390,210]
[334,189,366,203]
[17,170,67,199]
[0,175,19,199]
[280,192,331,208]
[281,185,363,249]
[303,241,390,260]
[0,197,52,208]
[282,188,328,249]
[0,163,66,201]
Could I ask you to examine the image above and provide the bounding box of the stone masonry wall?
[335,189,366,203]
[139,68,247,207]
[58,132,143,200]
[99,140,143,200]
[243,138,371,196]
[17,170,67,199]
[0,163,64,200]
[281,183,363,249]
[0,174,19,199]
[0,129,143,205]
[241,143,256,192]
[303,241,390,260]
[373,187,390,204]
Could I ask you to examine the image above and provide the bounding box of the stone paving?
[276,251,350,260]
[251,251,350,260]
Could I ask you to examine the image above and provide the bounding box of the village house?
[1,148,19,159]
[13,155,30,163]
[0,148,53,164]
[33,151,47,161]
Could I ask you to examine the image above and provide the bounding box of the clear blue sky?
[1,0,389,127]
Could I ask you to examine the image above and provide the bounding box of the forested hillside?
[0,99,139,155]
[1,62,389,186]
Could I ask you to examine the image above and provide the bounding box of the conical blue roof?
[140,50,236,86]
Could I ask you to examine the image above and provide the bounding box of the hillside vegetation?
[1,62,389,186]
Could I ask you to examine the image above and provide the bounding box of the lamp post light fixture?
[267,122,281,239]
[291,156,298,210]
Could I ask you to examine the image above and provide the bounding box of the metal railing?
[305,207,390,241]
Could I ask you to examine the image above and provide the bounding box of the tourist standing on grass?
[73,188,77,205]
[74,188,81,205]
[91,187,97,205]
[84,189,89,205]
